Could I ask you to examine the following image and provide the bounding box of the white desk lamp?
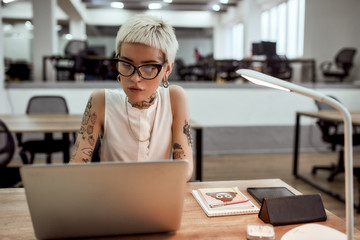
[237,69,354,240]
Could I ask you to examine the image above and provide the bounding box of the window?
[261,0,305,58]
[231,23,244,60]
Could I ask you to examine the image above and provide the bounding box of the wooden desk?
[0,114,203,181]
[293,110,360,209]
[1,179,358,240]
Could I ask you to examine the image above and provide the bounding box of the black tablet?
[247,187,295,204]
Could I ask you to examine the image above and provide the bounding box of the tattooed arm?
[169,85,194,181]
[70,90,105,163]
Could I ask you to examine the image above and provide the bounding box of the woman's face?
[117,42,171,105]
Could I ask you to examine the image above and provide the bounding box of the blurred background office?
[1,0,359,83]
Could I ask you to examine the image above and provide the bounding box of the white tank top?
[101,87,173,162]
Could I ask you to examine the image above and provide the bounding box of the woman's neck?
[129,92,157,109]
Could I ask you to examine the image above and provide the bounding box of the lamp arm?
[237,69,354,240]
[280,89,354,240]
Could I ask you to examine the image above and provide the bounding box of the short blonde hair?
[115,14,179,64]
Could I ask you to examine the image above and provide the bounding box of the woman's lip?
[128,87,143,91]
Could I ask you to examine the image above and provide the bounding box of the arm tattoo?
[81,147,93,157]
[183,120,193,147]
[70,141,79,162]
[77,96,97,161]
[173,143,186,159]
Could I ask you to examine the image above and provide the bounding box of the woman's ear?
[165,62,174,78]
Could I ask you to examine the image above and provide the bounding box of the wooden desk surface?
[0,114,202,133]
[297,110,360,125]
[0,114,83,133]
[1,179,358,240]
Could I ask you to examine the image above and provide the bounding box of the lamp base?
[281,223,346,240]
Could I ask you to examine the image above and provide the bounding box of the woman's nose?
[130,69,142,82]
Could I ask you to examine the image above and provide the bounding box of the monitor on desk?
[261,41,277,56]
[252,41,277,57]
[252,42,264,55]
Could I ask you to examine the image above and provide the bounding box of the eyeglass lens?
[117,61,161,79]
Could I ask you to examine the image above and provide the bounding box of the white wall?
[303,0,360,81]
[4,86,360,127]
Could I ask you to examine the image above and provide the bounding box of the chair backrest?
[0,120,15,167]
[91,135,102,162]
[314,96,341,149]
[26,96,69,114]
[265,55,292,80]
[335,48,357,72]
[64,40,88,57]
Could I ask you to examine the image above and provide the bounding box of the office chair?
[312,96,360,181]
[320,48,357,82]
[264,55,293,81]
[215,59,242,81]
[0,120,15,168]
[90,135,102,163]
[0,120,22,187]
[18,96,72,164]
[54,40,88,81]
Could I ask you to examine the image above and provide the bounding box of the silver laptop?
[20,160,188,239]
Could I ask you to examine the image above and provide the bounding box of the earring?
[163,76,169,88]
[117,74,121,82]
[163,81,169,88]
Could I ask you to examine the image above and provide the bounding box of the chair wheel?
[327,175,335,182]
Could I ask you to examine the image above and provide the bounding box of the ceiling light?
[64,34,73,40]
[220,0,229,3]
[25,21,34,30]
[212,4,221,11]
[148,3,162,9]
[3,24,13,32]
[110,2,124,8]
[3,0,17,3]
[163,0,172,3]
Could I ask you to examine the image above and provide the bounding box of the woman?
[70,14,194,181]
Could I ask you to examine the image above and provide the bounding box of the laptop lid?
[20,160,188,239]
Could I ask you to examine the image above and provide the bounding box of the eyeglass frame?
[113,58,168,80]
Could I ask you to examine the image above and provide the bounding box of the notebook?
[192,187,259,217]
[20,160,188,239]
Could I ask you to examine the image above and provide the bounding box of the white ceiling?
[82,0,242,12]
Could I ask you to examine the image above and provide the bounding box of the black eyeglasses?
[114,59,167,80]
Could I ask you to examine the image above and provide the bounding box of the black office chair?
[0,120,22,187]
[215,59,242,81]
[18,96,72,164]
[0,120,15,168]
[320,48,357,82]
[90,136,102,163]
[312,96,360,181]
[264,55,293,80]
[54,40,88,81]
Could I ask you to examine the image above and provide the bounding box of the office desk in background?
[293,110,360,209]
[1,179,358,239]
[239,58,316,83]
[0,114,203,181]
